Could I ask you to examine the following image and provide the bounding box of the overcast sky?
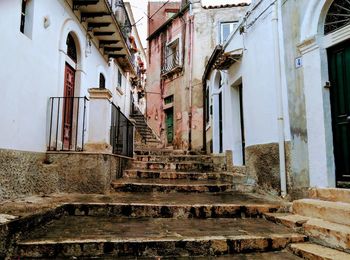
[125,0,251,48]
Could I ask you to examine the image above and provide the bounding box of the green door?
[328,40,350,187]
[165,108,174,145]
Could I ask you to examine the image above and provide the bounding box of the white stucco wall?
[0,0,130,152]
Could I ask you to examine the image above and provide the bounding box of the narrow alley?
[1,0,350,259]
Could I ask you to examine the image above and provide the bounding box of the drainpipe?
[272,0,287,197]
[188,1,194,150]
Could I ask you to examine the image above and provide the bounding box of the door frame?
[164,107,174,146]
[327,39,350,187]
[62,62,76,150]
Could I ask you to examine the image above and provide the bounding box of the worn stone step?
[16,217,306,258]
[134,149,205,156]
[130,161,225,172]
[289,243,350,260]
[309,188,350,204]
[264,213,310,229]
[42,251,302,259]
[135,155,224,163]
[264,212,350,252]
[111,179,233,193]
[303,218,350,252]
[293,199,350,226]
[123,169,245,183]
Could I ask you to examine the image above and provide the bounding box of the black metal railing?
[48,97,88,152]
[161,51,181,74]
[110,102,134,157]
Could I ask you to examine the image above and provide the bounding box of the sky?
[125,0,251,48]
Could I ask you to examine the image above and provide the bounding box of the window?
[162,38,181,74]
[20,0,26,33]
[99,73,106,89]
[66,33,77,62]
[164,95,174,105]
[220,22,237,44]
[20,0,34,37]
[117,69,122,87]
[325,0,350,34]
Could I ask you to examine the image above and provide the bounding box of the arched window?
[66,33,77,62]
[99,73,106,89]
[325,1,350,34]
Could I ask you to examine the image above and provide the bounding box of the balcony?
[161,50,182,77]
[69,0,135,74]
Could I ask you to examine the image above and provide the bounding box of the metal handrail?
[162,51,181,74]
[48,96,88,152]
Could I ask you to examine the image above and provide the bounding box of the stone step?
[309,188,350,203]
[130,161,225,172]
[111,179,233,193]
[16,217,306,258]
[135,155,224,163]
[134,149,205,156]
[56,252,302,259]
[123,169,245,183]
[264,213,310,229]
[293,199,350,226]
[289,243,350,260]
[265,213,350,252]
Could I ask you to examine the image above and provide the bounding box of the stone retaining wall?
[0,149,132,201]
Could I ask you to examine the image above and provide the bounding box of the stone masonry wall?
[245,142,306,199]
[0,149,132,201]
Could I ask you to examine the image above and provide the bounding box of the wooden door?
[219,92,223,153]
[165,108,174,145]
[328,40,350,187]
[239,84,245,164]
[63,63,75,149]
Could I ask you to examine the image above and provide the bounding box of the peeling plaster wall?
[146,3,248,150]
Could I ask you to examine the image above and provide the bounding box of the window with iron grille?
[325,0,350,34]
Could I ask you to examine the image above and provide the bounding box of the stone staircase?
[264,188,350,259]
[130,112,161,148]
[7,148,350,258]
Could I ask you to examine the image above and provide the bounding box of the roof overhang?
[203,46,243,86]
[68,0,136,75]
[213,48,243,70]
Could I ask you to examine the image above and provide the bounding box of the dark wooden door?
[165,108,174,145]
[328,40,350,187]
[219,92,223,153]
[63,63,75,149]
[239,84,245,164]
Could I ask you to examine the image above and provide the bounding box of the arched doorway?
[326,1,350,187]
[62,32,78,149]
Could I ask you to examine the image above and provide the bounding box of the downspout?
[272,0,287,197]
[188,1,194,150]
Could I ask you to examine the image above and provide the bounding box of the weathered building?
[0,0,144,200]
[204,0,350,198]
[146,0,248,150]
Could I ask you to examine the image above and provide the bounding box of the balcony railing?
[48,97,88,152]
[111,0,132,49]
[110,102,134,157]
[161,51,181,75]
